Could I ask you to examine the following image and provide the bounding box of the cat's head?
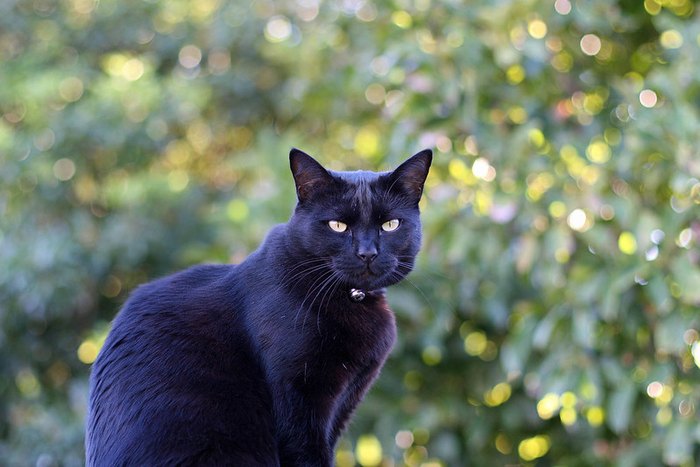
[287,148,432,293]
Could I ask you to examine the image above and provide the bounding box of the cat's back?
[101,263,238,355]
[114,263,235,323]
[86,263,278,465]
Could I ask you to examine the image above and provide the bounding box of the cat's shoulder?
[122,263,236,313]
[138,263,232,293]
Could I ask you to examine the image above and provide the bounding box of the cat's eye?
[328,220,348,233]
[381,219,400,232]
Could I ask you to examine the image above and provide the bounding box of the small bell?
[349,288,366,302]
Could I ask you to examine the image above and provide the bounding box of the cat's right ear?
[289,148,334,203]
[386,149,433,203]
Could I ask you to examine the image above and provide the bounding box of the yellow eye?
[328,220,347,233]
[381,219,400,232]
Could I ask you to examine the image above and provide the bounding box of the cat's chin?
[342,270,405,292]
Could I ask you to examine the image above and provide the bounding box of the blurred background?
[1,0,700,465]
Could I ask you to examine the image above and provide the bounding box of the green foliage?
[1,0,699,465]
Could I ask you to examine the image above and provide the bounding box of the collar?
[349,288,366,302]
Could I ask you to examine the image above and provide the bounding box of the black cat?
[86,148,432,466]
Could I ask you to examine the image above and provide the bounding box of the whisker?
[390,263,455,317]
[396,256,451,281]
[279,263,331,290]
[302,271,339,332]
[278,257,331,285]
[277,258,334,292]
[294,269,335,328]
[280,256,328,273]
[401,276,435,312]
[316,273,342,334]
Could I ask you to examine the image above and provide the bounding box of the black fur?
[86,148,432,466]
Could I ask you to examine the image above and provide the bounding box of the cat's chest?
[302,299,395,379]
[318,297,395,355]
[258,294,396,384]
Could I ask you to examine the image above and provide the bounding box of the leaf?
[501,316,537,374]
[607,382,636,434]
[654,314,688,356]
[664,422,692,465]
[671,255,700,305]
[573,309,596,349]
[647,275,671,312]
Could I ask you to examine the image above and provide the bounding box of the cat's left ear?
[387,149,432,203]
[289,148,335,203]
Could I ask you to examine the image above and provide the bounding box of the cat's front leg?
[327,361,382,448]
[277,433,333,467]
[280,454,332,467]
[274,390,335,467]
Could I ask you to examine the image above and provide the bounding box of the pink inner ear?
[295,172,325,200]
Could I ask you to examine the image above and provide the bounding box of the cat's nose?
[356,246,378,263]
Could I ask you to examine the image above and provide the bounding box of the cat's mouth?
[332,258,403,292]
[358,266,377,278]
